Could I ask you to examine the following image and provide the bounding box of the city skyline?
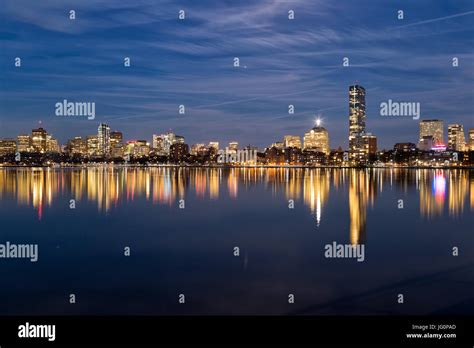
[1,84,472,156]
[1,1,473,148]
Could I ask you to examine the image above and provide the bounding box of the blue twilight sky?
[0,0,473,150]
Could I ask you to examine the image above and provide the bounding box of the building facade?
[447,124,465,151]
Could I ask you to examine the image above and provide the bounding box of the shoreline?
[0,164,473,170]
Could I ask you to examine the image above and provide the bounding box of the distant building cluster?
[1,84,473,166]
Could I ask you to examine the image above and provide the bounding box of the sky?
[0,0,473,150]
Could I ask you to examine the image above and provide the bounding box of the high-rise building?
[469,129,474,151]
[419,120,443,146]
[110,131,122,148]
[158,132,185,155]
[87,135,99,157]
[67,136,87,155]
[152,134,164,150]
[17,135,31,152]
[348,85,366,156]
[447,124,465,151]
[304,120,330,155]
[125,140,150,157]
[0,139,17,155]
[362,133,377,156]
[97,123,111,156]
[283,135,302,149]
[169,143,189,162]
[46,135,60,153]
[31,127,48,153]
[191,143,206,155]
[110,131,123,158]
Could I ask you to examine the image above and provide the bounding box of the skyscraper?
[447,124,465,151]
[98,123,111,156]
[67,136,87,155]
[304,120,330,155]
[362,133,377,156]
[31,127,47,153]
[46,135,60,153]
[110,131,123,158]
[87,135,99,157]
[348,85,366,157]
[161,132,184,155]
[419,120,444,146]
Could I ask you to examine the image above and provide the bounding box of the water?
[0,167,473,315]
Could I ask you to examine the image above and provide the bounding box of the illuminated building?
[191,143,206,155]
[469,129,474,151]
[152,134,166,154]
[158,132,185,155]
[394,143,416,152]
[304,120,330,155]
[87,135,99,157]
[67,136,87,155]
[419,120,444,146]
[46,135,60,153]
[98,123,111,156]
[0,139,17,155]
[418,136,434,151]
[284,147,302,164]
[125,140,150,157]
[362,133,377,155]
[228,142,238,153]
[447,124,465,151]
[169,143,189,162]
[348,85,366,159]
[265,147,284,164]
[208,142,219,151]
[31,127,48,153]
[17,135,31,152]
[110,131,123,158]
[283,135,302,149]
[271,141,284,150]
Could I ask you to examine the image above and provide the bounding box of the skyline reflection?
[0,168,472,244]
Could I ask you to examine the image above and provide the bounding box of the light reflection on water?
[0,167,472,239]
[0,167,473,315]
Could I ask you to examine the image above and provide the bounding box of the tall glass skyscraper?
[348,85,366,157]
[98,123,111,156]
